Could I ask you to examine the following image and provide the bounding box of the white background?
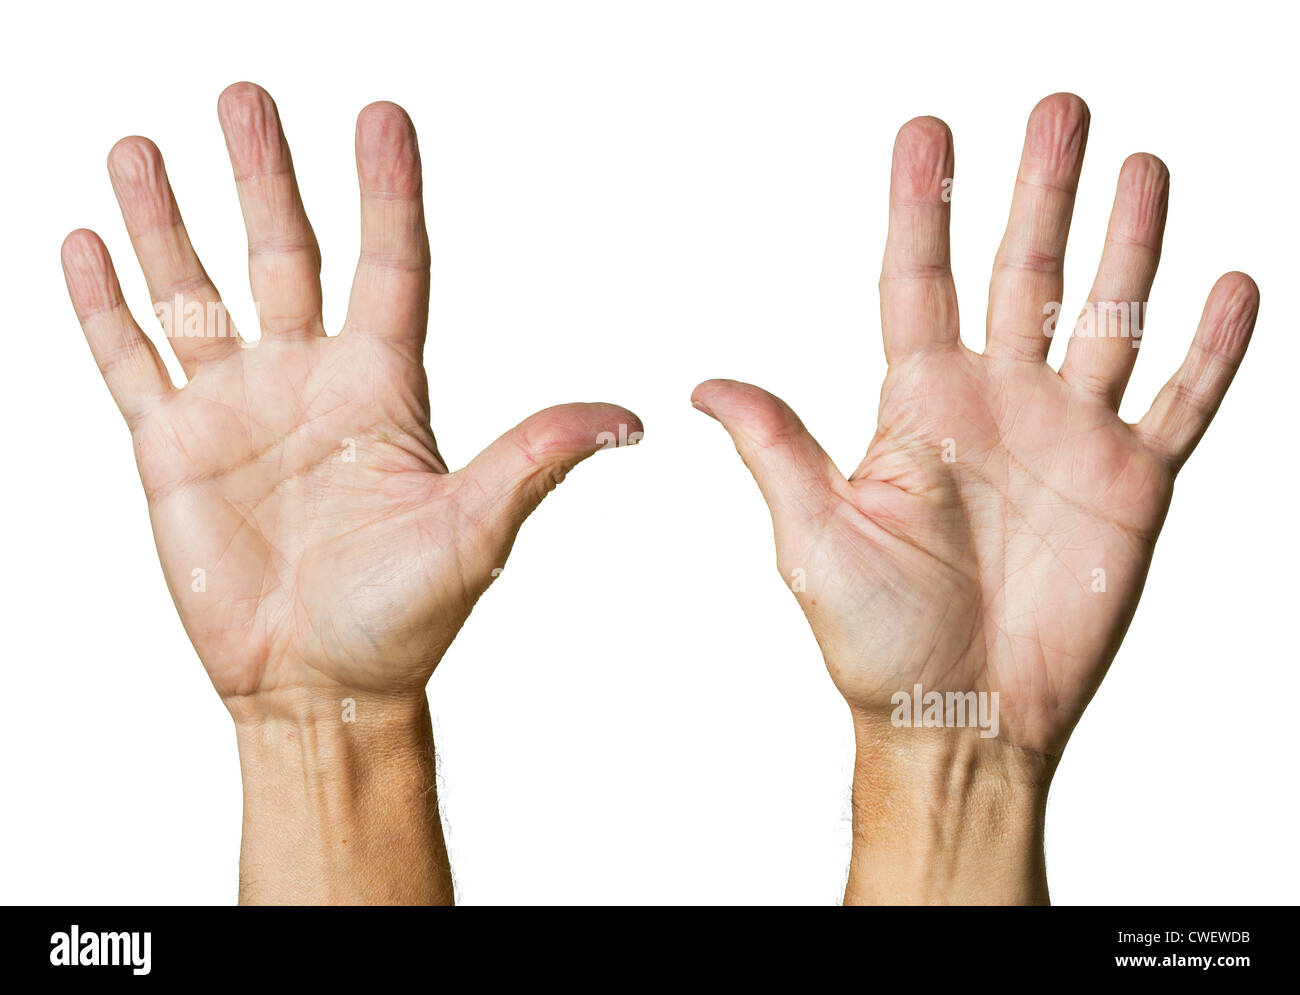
[2,1,1296,904]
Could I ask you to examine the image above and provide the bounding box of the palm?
[696,96,1256,756]
[63,85,638,713]
[818,350,1170,752]
[136,336,476,699]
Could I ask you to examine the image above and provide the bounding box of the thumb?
[460,402,643,532]
[691,379,843,524]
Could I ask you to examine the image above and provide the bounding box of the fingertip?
[106,136,176,235]
[588,401,644,444]
[690,378,751,417]
[1122,151,1169,180]
[1113,152,1170,236]
[217,80,272,120]
[622,408,645,441]
[690,398,717,420]
[1024,93,1090,177]
[1200,272,1259,359]
[61,228,103,267]
[60,228,111,283]
[519,402,644,459]
[355,101,421,195]
[895,115,952,155]
[106,135,161,180]
[691,377,737,402]
[891,116,954,200]
[60,229,121,318]
[1030,92,1090,131]
[690,380,798,443]
[217,82,284,174]
[1215,270,1259,303]
[1119,152,1169,198]
[358,100,414,129]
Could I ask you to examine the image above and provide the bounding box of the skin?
[61,82,641,904]
[693,94,1258,904]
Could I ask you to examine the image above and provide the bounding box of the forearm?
[232,691,452,905]
[845,711,1053,905]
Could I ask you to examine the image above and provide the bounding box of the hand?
[61,83,641,903]
[62,82,640,720]
[692,94,1257,902]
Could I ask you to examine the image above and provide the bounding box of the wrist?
[845,708,1055,905]
[224,679,429,729]
[233,691,451,905]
